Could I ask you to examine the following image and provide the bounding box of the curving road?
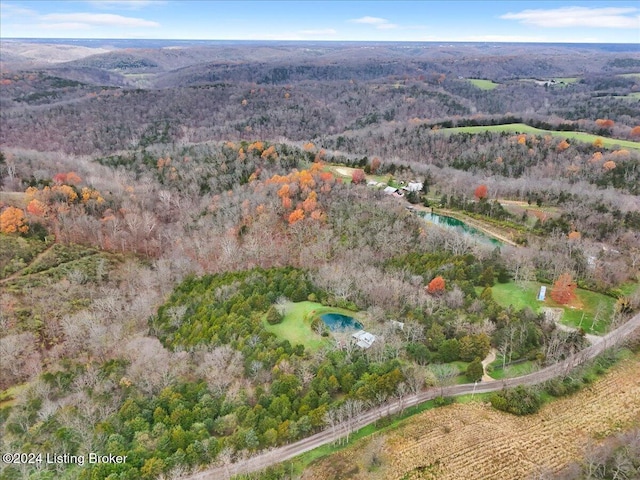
[186,312,640,480]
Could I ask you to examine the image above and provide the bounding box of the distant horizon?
[4,37,640,47]
[1,1,639,43]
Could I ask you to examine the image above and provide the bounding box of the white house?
[403,182,423,192]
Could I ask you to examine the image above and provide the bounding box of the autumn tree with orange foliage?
[52,173,67,184]
[302,191,317,212]
[630,126,640,138]
[568,231,581,240]
[550,273,577,305]
[592,138,604,149]
[265,167,335,224]
[590,152,603,163]
[261,145,277,160]
[595,118,614,128]
[26,199,47,216]
[288,209,304,224]
[351,169,366,184]
[0,206,29,234]
[247,141,264,154]
[426,276,445,294]
[603,160,616,171]
[370,157,381,173]
[556,140,570,152]
[474,184,488,200]
[277,184,290,198]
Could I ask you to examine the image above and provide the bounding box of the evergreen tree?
[266,305,283,325]
[466,358,484,382]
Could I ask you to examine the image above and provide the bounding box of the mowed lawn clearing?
[263,301,327,352]
[467,78,499,90]
[489,281,617,334]
[489,356,538,380]
[262,301,363,352]
[435,123,640,151]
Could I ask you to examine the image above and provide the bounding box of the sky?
[1,1,639,43]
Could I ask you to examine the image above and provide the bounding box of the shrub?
[490,386,541,415]
[434,396,455,407]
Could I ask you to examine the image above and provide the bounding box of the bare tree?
[429,364,459,397]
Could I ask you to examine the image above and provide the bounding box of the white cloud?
[38,22,93,31]
[0,2,37,17]
[350,16,388,25]
[350,16,398,30]
[41,12,160,28]
[501,7,639,29]
[299,29,337,35]
[85,0,165,9]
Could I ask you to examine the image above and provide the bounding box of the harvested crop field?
[302,353,640,480]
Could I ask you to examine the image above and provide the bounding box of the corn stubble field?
[302,354,640,480]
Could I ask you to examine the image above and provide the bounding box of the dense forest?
[1,40,639,479]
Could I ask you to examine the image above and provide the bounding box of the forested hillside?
[0,41,639,480]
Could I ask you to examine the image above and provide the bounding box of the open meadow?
[466,78,500,90]
[436,123,640,151]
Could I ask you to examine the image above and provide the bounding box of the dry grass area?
[302,354,640,480]
[0,191,28,208]
[333,166,357,177]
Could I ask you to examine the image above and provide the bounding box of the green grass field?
[263,301,364,352]
[467,78,499,90]
[619,282,640,297]
[489,357,538,380]
[263,301,328,352]
[436,123,640,151]
[489,281,617,334]
[553,289,616,335]
[489,281,541,312]
[554,77,580,84]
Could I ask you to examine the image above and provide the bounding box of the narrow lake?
[417,211,502,246]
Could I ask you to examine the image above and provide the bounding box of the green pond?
[417,211,502,246]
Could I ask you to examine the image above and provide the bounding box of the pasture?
[435,123,640,151]
[467,78,499,90]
